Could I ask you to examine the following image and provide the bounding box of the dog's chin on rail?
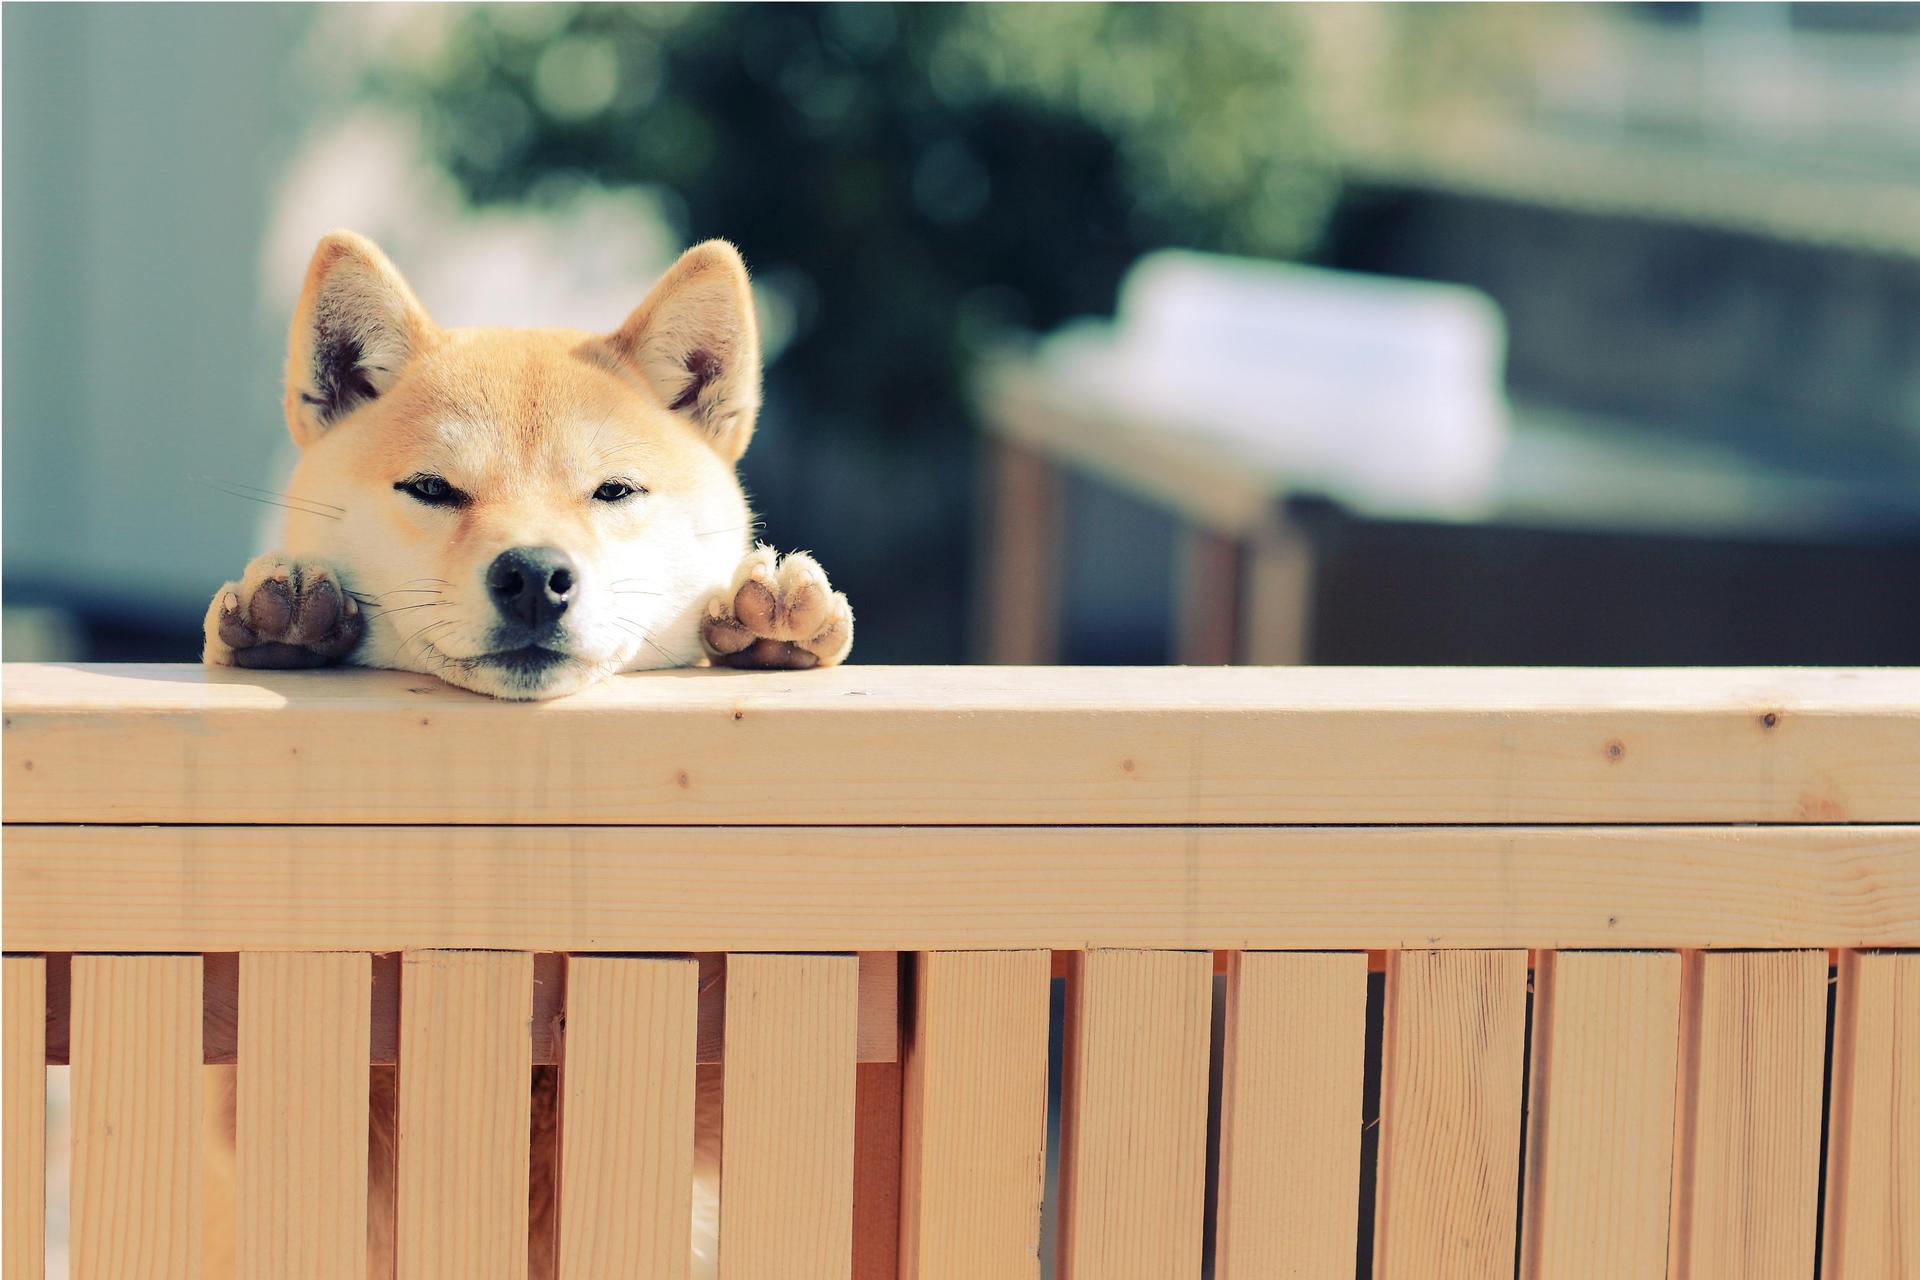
[422,643,612,701]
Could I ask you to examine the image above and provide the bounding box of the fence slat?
[4,956,46,1280]
[1214,951,1367,1279]
[1820,949,1920,1279]
[900,950,1051,1280]
[1373,949,1527,1280]
[1519,950,1682,1279]
[853,1060,903,1280]
[396,951,533,1280]
[1057,949,1212,1280]
[1668,949,1826,1280]
[69,954,202,1279]
[236,952,371,1279]
[720,954,860,1280]
[557,956,698,1280]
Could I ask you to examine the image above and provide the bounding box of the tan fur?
[200,231,855,1273]
[204,230,850,695]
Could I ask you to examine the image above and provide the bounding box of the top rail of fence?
[3,663,1917,826]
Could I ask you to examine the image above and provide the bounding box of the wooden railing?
[3,662,1917,1279]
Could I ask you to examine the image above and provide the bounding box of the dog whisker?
[350,587,443,608]
[615,616,679,665]
[392,617,459,665]
[198,475,346,515]
[365,600,449,619]
[201,479,344,521]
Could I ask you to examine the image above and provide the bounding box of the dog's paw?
[700,545,853,669]
[202,552,363,670]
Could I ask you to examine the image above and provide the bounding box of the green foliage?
[362,2,1332,445]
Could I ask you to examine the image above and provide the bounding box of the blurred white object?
[1036,250,1510,514]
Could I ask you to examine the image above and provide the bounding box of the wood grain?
[1214,951,1368,1279]
[44,950,895,1067]
[9,663,1917,825]
[1519,950,1682,1279]
[237,952,371,1280]
[1668,950,1826,1280]
[557,956,698,1280]
[1057,949,1212,1280]
[698,951,897,1067]
[4,956,46,1280]
[1372,949,1528,1280]
[719,954,859,1280]
[1820,949,1919,1280]
[900,951,1051,1280]
[9,824,1916,954]
[396,951,533,1280]
[69,954,203,1279]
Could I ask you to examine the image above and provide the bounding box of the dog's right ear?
[284,231,436,446]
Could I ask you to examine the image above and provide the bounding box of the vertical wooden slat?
[1214,951,1367,1279]
[1821,949,1919,1279]
[236,952,371,1279]
[557,956,698,1280]
[4,956,47,1280]
[852,1061,903,1280]
[1372,949,1527,1280]
[1057,949,1212,1280]
[720,954,860,1280]
[370,1066,398,1280]
[1518,950,1682,1279]
[900,950,1051,1280]
[69,954,203,1279]
[1668,949,1826,1280]
[396,951,533,1280]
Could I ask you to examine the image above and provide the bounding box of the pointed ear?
[284,230,436,447]
[603,240,762,463]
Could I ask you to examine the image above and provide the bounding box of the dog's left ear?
[604,241,762,464]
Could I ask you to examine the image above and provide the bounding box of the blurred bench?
[971,253,1920,665]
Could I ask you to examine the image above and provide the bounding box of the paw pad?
[204,553,364,670]
[700,547,852,669]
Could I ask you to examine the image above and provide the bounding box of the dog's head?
[275,231,758,698]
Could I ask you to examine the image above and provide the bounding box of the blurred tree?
[358,2,1334,660]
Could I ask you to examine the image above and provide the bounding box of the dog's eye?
[395,474,467,508]
[592,480,644,503]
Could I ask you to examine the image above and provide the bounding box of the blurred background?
[7,1,1920,670]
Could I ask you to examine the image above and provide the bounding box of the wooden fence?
[3,662,1917,1278]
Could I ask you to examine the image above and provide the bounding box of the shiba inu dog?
[198,230,850,1278]
[203,229,852,697]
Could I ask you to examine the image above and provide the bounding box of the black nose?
[486,546,577,632]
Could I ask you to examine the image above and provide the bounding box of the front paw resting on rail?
[701,545,853,669]
[202,552,363,669]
